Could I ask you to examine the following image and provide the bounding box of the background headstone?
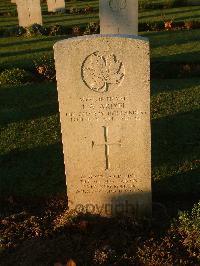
[100,0,138,35]
[54,35,151,217]
[16,0,30,27]
[16,0,42,27]
[29,0,43,25]
[47,0,65,12]
[55,0,65,12]
[46,0,55,12]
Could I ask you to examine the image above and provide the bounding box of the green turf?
[0,35,66,70]
[0,0,200,71]
[139,5,200,23]
[151,79,200,196]
[0,82,65,196]
[0,29,200,71]
[140,0,199,4]
[0,0,199,200]
[144,29,200,62]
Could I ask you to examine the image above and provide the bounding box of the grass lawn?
[0,0,199,206]
[146,29,200,62]
[0,29,200,71]
[139,5,200,23]
[0,0,200,71]
[0,35,66,70]
[0,1,200,265]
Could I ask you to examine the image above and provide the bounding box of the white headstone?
[16,0,42,27]
[55,0,65,12]
[100,0,138,35]
[54,35,151,217]
[47,0,65,12]
[29,0,43,25]
[46,0,55,12]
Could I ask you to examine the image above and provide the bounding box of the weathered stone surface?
[54,35,151,217]
[46,0,55,12]
[47,0,65,12]
[29,0,43,25]
[16,0,42,27]
[100,0,138,35]
[55,0,65,11]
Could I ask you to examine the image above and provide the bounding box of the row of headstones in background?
[54,1,151,217]
[11,0,65,27]
[11,0,139,35]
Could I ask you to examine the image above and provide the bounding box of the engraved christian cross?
[92,126,122,170]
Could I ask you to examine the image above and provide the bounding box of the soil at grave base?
[0,195,199,266]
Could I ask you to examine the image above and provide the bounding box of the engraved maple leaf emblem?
[82,52,125,92]
[109,0,127,12]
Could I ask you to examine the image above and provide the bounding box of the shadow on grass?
[0,17,18,22]
[0,142,66,198]
[144,29,200,49]
[43,14,98,25]
[0,54,53,71]
[151,78,200,94]
[0,23,21,28]
[0,82,58,126]
[153,167,200,218]
[0,46,53,58]
[0,35,67,49]
[151,109,200,208]
[152,50,200,62]
[174,13,200,21]
[153,168,200,198]
[152,109,200,168]
[139,6,200,20]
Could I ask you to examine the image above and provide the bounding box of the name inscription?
[66,95,147,122]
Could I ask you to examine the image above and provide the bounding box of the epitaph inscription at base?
[54,35,151,217]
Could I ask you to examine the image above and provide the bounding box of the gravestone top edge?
[53,34,149,49]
